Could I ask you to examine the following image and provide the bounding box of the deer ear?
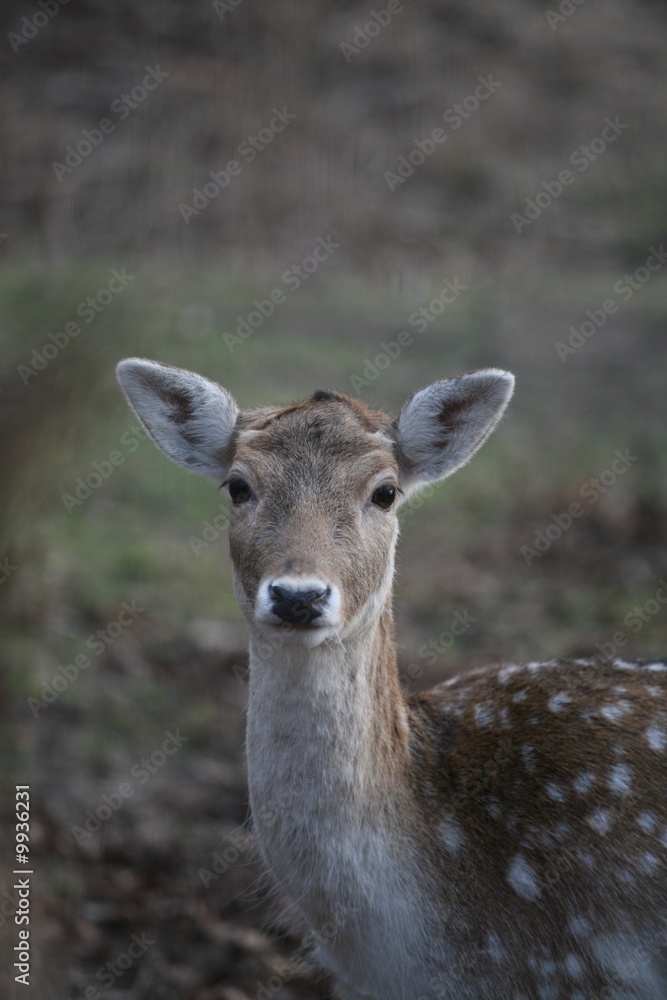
[394,369,514,493]
[116,358,239,479]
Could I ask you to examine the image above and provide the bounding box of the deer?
[116,358,667,1000]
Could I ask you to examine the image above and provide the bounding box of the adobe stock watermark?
[198,789,304,889]
[61,423,149,512]
[178,106,296,223]
[511,116,628,233]
[27,600,145,716]
[594,579,667,662]
[555,245,667,361]
[400,609,477,695]
[520,448,638,566]
[545,0,587,30]
[222,234,340,351]
[224,618,312,686]
[8,0,69,53]
[71,730,188,846]
[254,953,310,999]
[0,556,18,585]
[197,788,300,888]
[252,907,355,1000]
[384,75,501,191]
[52,67,169,181]
[198,824,254,888]
[189,501,231,555]
[349,275,467,390]
[339,0,412,62]
[212,0,242,19]
[17,268,136,385]
[64,932,154,1000]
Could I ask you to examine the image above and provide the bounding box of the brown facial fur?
[228,392,399,623]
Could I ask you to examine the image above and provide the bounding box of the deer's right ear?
[116,358,239,480]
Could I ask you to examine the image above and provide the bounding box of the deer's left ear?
[393,369,514,494]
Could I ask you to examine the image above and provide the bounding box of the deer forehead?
[233,394,398,487]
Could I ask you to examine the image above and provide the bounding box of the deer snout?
[256,576,341,628]
[269,581,331,624]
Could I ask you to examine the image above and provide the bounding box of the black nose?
[269,584,331,625]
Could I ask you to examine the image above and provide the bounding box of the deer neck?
[245,594,414,915]
[247,600,420,965]
[246,599,410,796]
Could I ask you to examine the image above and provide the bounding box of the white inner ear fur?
[116,357,239,480]
[395,368,514,496]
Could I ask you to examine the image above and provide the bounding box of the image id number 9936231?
[14,785,31,986]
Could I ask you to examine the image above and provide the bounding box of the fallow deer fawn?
[117,359,667,1000]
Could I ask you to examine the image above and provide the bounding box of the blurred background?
[1,0,666,996]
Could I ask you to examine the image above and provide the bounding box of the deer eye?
[228,477,252,504]
[371,484,397,510]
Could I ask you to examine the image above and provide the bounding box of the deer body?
[117,359,667,1000]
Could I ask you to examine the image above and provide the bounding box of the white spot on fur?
[537,983,558,1000]
[498,665,521,684]
[565,953,584,979]
[600,701,631,723]
[608,762,633,795]
[507,853,540,901]
[579,849,595,870]
[486,931,506,962]
[647,662,667,672]
[587,808,613,834]
[646,724,666,752]
[637,852,659,875]
[593,929,667,993]
[646,685,662,697]
[438,813,466,857]
[547,691,571,713]
[636,811,658,834]
[545,781,566,803]
[512,688,529,704]
[474,703,494,728]
[521,745,537,773]
[568,915,591,937]
[572,770,595,795]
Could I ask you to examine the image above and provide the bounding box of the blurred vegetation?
[0,0,666,996]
